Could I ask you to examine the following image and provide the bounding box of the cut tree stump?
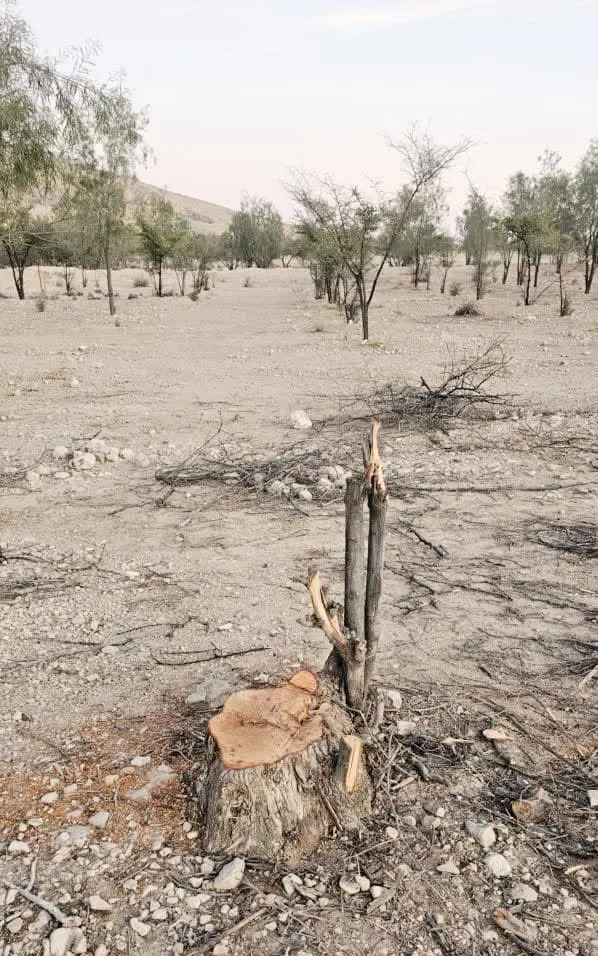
[200,671,372,861]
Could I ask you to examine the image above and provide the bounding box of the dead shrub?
[454,300,481,316]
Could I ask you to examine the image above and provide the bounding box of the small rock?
[370,885,384,899]
[466,820,497,850]
[381,688,402,710]
[290,409,312,430]
[89,810,110,829]
[266,479,287,497]
[297,488,313,502]
[385,826,399,840]
[120,448,136,462]
[282,874,302,897]
[52,445,70,460]
[200,858,216,876]
[130,755,151,768]
[437,859,460,875]
[355,875,371,892]
[89,896,112,912]
[588,790,598,809]
[8,840,30,854]
[105,447,120,462]
[339,875,361,895]
[50,928,78,956]
[151,908,168,921]
[7,917,24,934]
[213,857,245,891]
[482,727,510,741]
[72,451,96,471]
[484,853,512,878]
[186,676,232,712]
[130,918,151,937]
[395,720,417,736]
[125,764,176,803]
[509,883,538,903]
[95,947,109,956]
[213,946,228,956]
[40,790,59,804]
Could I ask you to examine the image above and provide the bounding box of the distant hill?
[131,181,235,235]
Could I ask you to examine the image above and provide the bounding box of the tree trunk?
[524,253,532,306]
[585,246,596,293]
[440,268,449,293]
[199,672,372,862]
[502,251,512,284]
[357,277,368,340]
[364,482,388,692]
[105,245,116,317]
[533,252,542,288]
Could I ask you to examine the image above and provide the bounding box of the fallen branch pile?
[531,521,598,558]
[353,342,512,431]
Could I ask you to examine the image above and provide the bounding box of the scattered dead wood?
[531,521,598,558]
[343,342,512,432]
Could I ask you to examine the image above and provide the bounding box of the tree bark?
[105,245,116,317]
[199,672,372,862]
[364,488,388,692]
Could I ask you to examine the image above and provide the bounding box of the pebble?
[385,826,399,841]
[382,688,402,710]
[151,907,168,921]
[395,720,417,736]
[290,409,312,430]
[510,883,539,903]
[466,820,497,850]
[282,874,302,896]
[120,448,136,462]
[339,875,362,895]
[214,857,245,891]
[186,676,232,711]
[588,790,598,809]
[355,875,371,892]
[125,764,176,803]
[213,947,228,956]
[437,859,460,875]
[41,790,59,804]
[50,928,83,956]
[484,853,512,878]
[52,445,70,460]
[8,840,30,854]
[89,895,112,912]
[130,917,151,937]
[89,810,110,829]
[131,755,151,767]
[72,451,96,471]
[7,917,24,934]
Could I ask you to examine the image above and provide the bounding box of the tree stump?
[199,671,372,862]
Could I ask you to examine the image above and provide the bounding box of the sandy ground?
[0,261,597,956]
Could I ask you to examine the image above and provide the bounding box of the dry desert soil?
[0,262,597,956]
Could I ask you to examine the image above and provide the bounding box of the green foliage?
[136,196,191,295]
[0,207,51,297]
[228,195,284,268]
[571,141,598,293]
[459,186,495,299]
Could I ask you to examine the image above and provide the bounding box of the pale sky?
[17,0,598,219]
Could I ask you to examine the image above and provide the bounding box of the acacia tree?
[137,196,190,296]
[461,186,495,299]
[228,195,284,268]
[1,209,50,297]
[288,130,469,340]
[571,141,598,294]
[65,85,147,316]
[434,233,456,293]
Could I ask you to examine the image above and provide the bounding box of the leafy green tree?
[136,196,191,296]
[434,233,456,293]
[0,207,50,297]
[571,141,598,294]
[461,187,495,299]
[228,195,284,268]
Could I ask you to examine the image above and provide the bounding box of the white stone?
[588,790,598,808]
[89,896,112,912]
[290,409,312,430]
[94,947,109,956]
[89,810,110,829]
[120,448,136,462]
[72,451,96,471]
[382,688,402,710]
[130,755,151,767]
[186,676,232,712]
[105,447,120,462]
[151,907,168,921]
[7,917,24,934]
[130,918,151,937]
[465,820,497,850]
[355,875,371,892]
[213,946,228,956]
[50,928,78,956]
[395,720,417,736]
[213,857,245,891]
[370,885,384,899]
[339,875,361,895]
[297,488,313,502]
[484,853,512,878]
[509,883,538,903]
[40,790,59,804]
[266,479,287,497]
[8,840,30,854]
[385,826,399,841]
[437,859,460,875]
[52,445,70,460]
[282,874,301,897]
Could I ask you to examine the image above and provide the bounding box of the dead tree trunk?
[200,671,372,861]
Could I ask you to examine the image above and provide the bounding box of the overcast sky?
[17,0,598,218]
